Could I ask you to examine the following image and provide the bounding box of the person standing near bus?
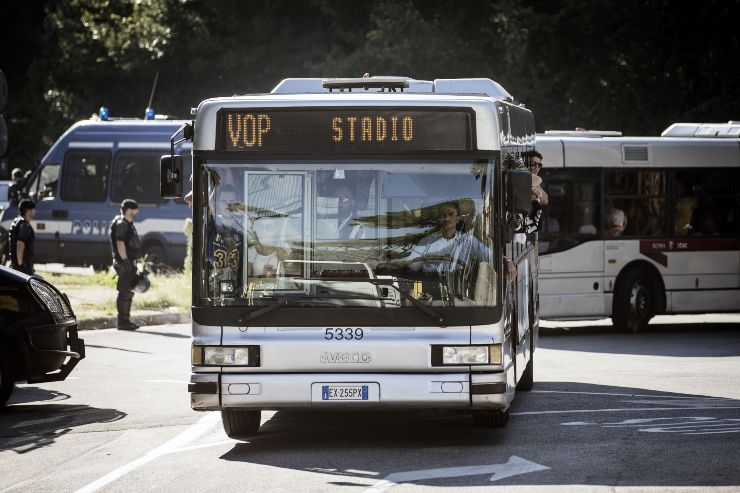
[9,199,36,275]
[110,199,142,331]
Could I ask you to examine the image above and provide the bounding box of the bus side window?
[605,170,666,238]
[539,169,599,254]
[676,168,739,236]
[61,150,110,202]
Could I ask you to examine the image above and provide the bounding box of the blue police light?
[145,107,155,120]
[99,106,109,121]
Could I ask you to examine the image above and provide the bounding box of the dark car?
[0,266,85,406]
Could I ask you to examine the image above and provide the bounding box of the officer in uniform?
[110,199,142,330]
[9,199,36,275]
[8,168,28,207]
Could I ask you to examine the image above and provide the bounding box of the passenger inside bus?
[247,217,292,278]
[209,184,245,296]
[605,207,627,237]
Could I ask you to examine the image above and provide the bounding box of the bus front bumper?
[189,372,508,411]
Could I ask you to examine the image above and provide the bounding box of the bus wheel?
[473,409,510,428]
[0,348,15,407]
[221,409,261,438]
[613,268,655,333]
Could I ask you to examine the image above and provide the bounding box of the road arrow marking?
[362,455,549,493]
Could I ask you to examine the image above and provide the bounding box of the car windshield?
[197,160,499,309]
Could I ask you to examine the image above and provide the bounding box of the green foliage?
[1,0,739,174]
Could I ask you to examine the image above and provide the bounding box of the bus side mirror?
[160,154,184,199]
[506,169,532,217]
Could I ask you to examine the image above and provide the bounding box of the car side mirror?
[506,169,532,223]
[160,154,183,199]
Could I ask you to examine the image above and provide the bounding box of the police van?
[0,115,191,269]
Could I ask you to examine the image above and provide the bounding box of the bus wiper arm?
[368,279,447,328]
[238,293,386,325]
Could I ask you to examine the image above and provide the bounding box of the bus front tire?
[613,268,656,333]
[473,409,510,428]
[221,409,261,438]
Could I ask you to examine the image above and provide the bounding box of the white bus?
[165,76,540,437]
[536,122,740,330]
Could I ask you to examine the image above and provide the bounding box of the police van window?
[61,151,110,202]
[27,164,60,200]
[539,168,600,254]
[111,151,164,204]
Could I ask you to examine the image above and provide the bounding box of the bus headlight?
[192,346,260,366]
[433,344,502,366]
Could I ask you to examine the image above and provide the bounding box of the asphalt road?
[2,314,740,492]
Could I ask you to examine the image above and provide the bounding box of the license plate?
[321,384,369,401]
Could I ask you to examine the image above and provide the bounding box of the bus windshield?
[199,160,498,309]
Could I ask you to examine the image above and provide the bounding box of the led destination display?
[217,108,474,153]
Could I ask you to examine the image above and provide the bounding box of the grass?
[48,269,191,321]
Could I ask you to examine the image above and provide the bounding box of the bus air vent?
[622,145,649,162]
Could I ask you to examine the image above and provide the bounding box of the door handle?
[52,209,68,219]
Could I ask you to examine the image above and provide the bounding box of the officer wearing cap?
[9,199,36,275]
[8,168,28,207]
[110,199,142,330]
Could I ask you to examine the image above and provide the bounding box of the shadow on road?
[0,388,126,454]
[218,382,740,488]
[5,387,70,405]
[540,321,740,357]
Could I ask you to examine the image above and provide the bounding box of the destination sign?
[217,108,474,153]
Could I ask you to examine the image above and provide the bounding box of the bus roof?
[536,133,740,169]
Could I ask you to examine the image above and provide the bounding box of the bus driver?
[390,201,491,276]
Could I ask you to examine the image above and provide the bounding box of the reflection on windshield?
[201,161,498,309]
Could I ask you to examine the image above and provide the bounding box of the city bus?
[0,116,192,269]
[536,122,740,330]
[168,76,539,437]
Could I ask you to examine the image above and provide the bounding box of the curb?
[77,311,191,331]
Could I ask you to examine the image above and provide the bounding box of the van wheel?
[473,409,510,428]
[0,348,15,407]
[143,244,168,272]
[613,268,655,333]
[221,410,261,438]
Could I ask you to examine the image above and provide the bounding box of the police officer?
[9,200,36,275]
[110,199,142,330]
[8,168,28,207]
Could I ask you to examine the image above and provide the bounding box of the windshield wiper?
[238,281,447,328]
[238,293,387,325]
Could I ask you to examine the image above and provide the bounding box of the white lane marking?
[562,416,740,435]
[73,412,220,493]
[147,379,190,385]
[532,390,719,399]
[167,439,240,454]
[345,469,380,476]
[512,406,740,416]
[362,456,549,493]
